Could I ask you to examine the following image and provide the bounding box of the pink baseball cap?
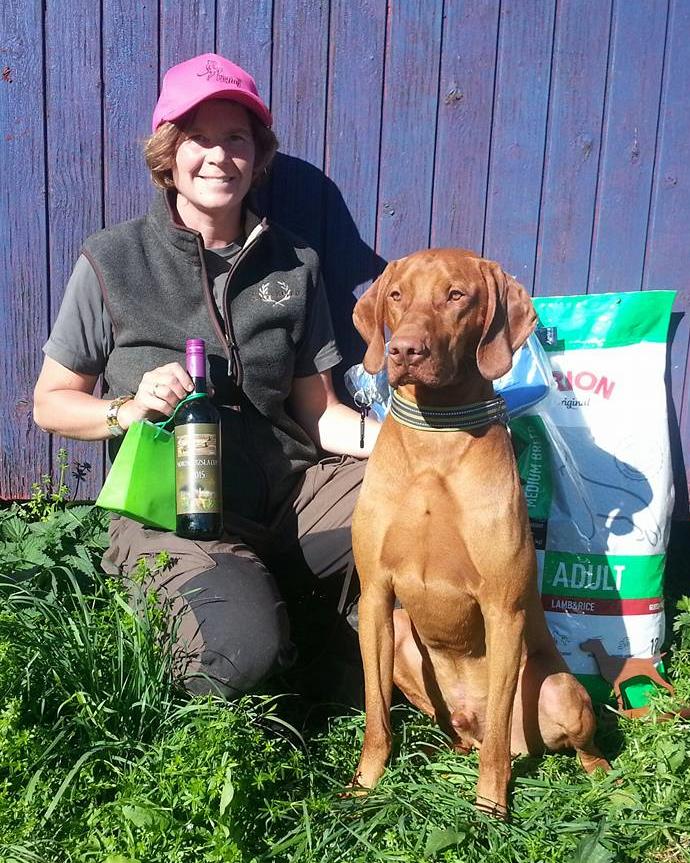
[152,53,272,132]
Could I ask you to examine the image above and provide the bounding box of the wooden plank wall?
[1,0,688,514]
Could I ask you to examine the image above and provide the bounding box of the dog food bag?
[510,291,676,706]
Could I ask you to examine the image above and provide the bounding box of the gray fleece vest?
[82,191,321,523]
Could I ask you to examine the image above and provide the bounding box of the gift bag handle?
[152,392,207,439]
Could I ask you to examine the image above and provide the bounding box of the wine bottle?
[174,339,223,539]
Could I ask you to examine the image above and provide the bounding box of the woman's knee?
[177,553,296,697]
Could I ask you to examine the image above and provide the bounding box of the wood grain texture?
[159,0,215,77]
[0,0,51,498]
[588,0,667,294]
[2,2,689,509]
[323,0,387,368]
[216,0,274,218]
[483,0,554,288]
[642,0,690,506]
[45,0,106,498]
[431,0,500,253]
[102,0,158,226]
[533,0,612,296]
[269,0,329,251]
[377,0,444,262]
[216,0,274,105]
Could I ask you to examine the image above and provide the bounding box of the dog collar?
[390,391,508,432]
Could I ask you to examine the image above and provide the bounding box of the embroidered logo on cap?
[197,59,242,87]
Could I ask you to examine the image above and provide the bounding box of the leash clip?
[353,388,373,449]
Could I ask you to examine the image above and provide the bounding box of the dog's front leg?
[475,607,525,817]
[352,583,396,789]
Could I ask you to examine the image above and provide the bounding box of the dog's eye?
[448,288,465,301]
[389,290,402,302]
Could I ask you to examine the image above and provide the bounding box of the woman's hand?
[118,362,194,429]
[33,357,196,441]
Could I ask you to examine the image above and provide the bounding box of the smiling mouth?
[198,176,235,183]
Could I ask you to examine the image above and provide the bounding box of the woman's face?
[172,99,256,222]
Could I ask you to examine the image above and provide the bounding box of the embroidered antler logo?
[259,281,292,307]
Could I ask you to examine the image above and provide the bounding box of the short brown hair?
[143,107,279,190]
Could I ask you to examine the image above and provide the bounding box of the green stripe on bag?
[510,415,552,520]
[542,551,665,600]
[533,291,675,351]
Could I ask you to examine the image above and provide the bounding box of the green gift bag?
[96,419,176,531]
[96,394,209,531]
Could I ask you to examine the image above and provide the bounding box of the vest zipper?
[194,237,235,374]
[164,194,270,520]
[219,221,271,521]
[163,191,265,393]
[221,221,267,388]
[168,197,272,521]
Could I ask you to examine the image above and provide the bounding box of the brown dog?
[351,249,609,816]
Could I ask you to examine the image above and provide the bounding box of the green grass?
[0,495,689,862]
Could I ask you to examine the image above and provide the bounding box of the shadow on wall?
[666,312,689,518]
[255,153,387,396]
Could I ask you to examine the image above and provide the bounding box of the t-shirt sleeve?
[293,271,342,377]
[42,255,114,375]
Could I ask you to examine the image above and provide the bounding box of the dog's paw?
[578,751,612,775]
[475,795,509,821]
[341,772,375,799]
[452,739,474,755]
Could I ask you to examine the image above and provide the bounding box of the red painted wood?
[431,0,500,253]
[533,0,612,297]
[642,0,690,509]
[588,1,667,294]
[0,0,51,498]
[483,0,555,288]
[377,0,444,262]
[45,0,105,499]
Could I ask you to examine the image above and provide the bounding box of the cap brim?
[155,88,272,131]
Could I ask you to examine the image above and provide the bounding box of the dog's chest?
[373,462,529,650]
[378,473,482,591]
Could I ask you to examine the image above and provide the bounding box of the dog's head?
[353,249,537,389]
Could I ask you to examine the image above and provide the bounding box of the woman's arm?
[33,357,110,440]
[33,356,193,440]
[288,370,381,458]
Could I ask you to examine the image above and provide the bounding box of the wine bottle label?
[175,423,222,515]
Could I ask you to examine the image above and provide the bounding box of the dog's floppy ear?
[476,261,537,380]
[353,265,393,373]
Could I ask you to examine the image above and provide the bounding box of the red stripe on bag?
[541,595,664,616]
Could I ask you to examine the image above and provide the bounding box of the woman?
[33,53,380,698]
